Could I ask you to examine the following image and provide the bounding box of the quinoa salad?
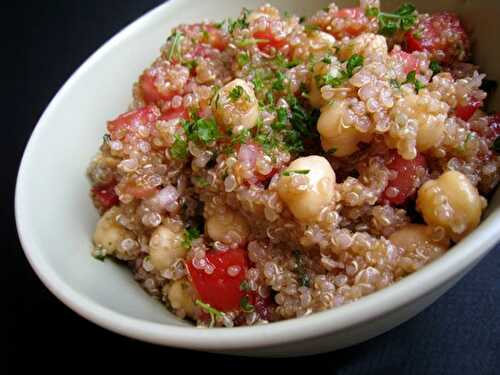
[87,1,500,327]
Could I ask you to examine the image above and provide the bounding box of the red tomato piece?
[253,29,288,54]
[381,152,428,206]
[187,248,249,312]
[404,12,470,64]
[107,105,160,139]
[392,50,419,74]
[160,106,189,121]
[204,25,228,51]
[91,181,119,211]
[455,98,482,121]
[139,71,177,104]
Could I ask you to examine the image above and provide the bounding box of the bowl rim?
[15,0,500,351]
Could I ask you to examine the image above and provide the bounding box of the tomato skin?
[253,29,288,54]
[139,71,177,104]
[381,152,428,206]
[187,248,249,312]
[107,105,160,140]
[404,12,470,64]
[455,98,482,121]
[92,181,119,210]
[160,106,189,121]
[392,51,419,74]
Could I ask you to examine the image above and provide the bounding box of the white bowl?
[15,0,500,357]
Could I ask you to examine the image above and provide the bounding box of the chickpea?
[167,279,196,319]
[308,58,343,109]
[309,31,336,59]
[317,100,373,157]
[149,225,186,272]
[390,224,450,253]
[338,33,388,61]
[416,171,484,241]
[206,209,250,245]
[93,207,134,255]
[390,224,449,272]
[278,156,336,222]
[212,79,259,132]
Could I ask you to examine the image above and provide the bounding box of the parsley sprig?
[195,300,225,327]
[366,4,418,36]
[316,54,364,88]
[167,31,183,61]
[182,227,200,249]
[403,70,426,92]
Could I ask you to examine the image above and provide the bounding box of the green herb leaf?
[282,169,310,177]
[237,52,250,66]
[240,296,255,312]
[365,7,380,18]
[182,227,200,249]
[304,24,320,33]
[390,78,401,89]
[182,60,198,70]
[195,300,224,327]
[327,147,337,155]
[272,71,287,91]
[167,31,183,61]
[229,85,245,101]
[272,107,288,130]
[193,176,209,188]
[376,3,418,36]
[240,280,251,292]
[183,117,220,145]
[429,61,442,76]
[346,54,364,77]
[170,134,188,160]
[321,56,332,64]
[403,70,426,92]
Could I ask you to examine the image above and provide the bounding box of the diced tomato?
[204,25,228,51]
[381,152,428,206]
[160,106,189,121]
[392,50,419,74]
[331,7,371,38]
[107,105,160,139]
[253,29,288,54]
[139,70,177,104]
[404,12,470,64]
[187,247,249,312]
[455,98,482,121]
[91,181,119,211]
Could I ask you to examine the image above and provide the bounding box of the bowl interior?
[16,0,500,336]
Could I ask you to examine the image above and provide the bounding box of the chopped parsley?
[366,3,418,36]
[167,31,183,61]
[281,169,310,176]
[182,116,220,145]
[240,280,251,292]
[404,70,426,92]
[182,60,198,70]
[304,24,320,33]
[321,56,332,64]
[170,134,188,160]
[316,54,364,88]
[292,249,310,287]
[390,78,402,89]
[272,71,287,91]
[192,176,209,188]
[195,300,224,327]
[429,61,442,76]
[326,147,337,155]
[237,52,250,66]
[272,107,288,130]
[240,296,255,313]
[228,8,250,33]
[228,85,245,101]
[274,54,300,69]
[182,227,200,249]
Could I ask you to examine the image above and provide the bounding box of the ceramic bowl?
[15,0,500,357]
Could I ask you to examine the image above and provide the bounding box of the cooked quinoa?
[87,1,500,327]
